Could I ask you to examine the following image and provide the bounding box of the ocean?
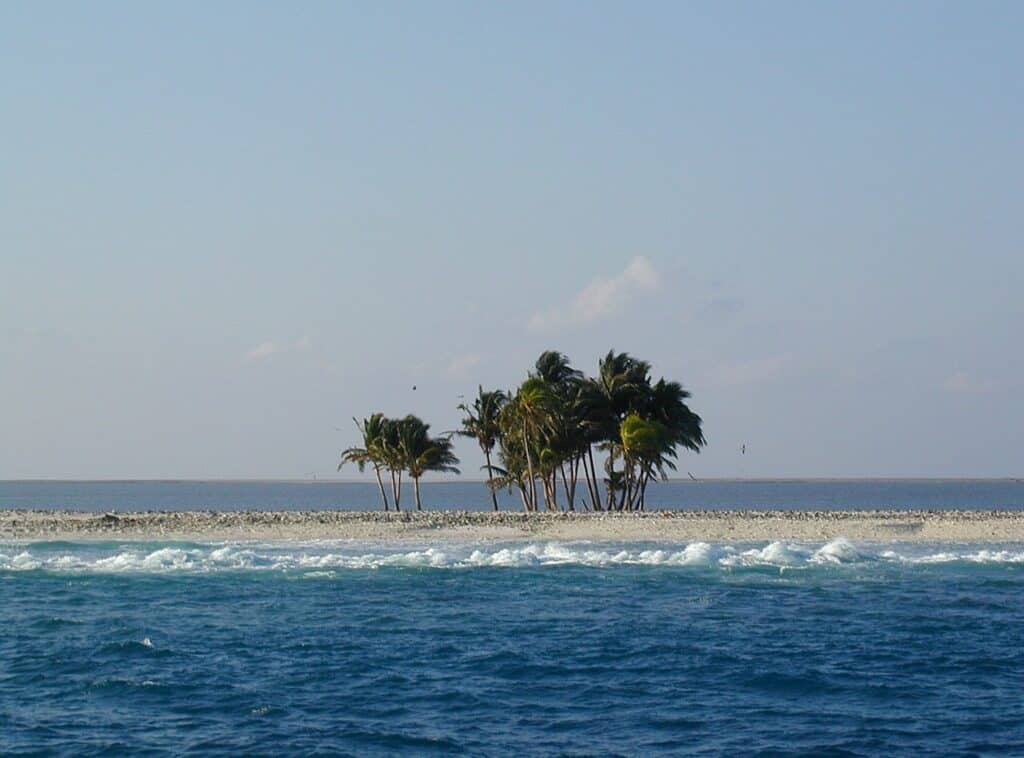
[3,481,1023,755]
[2,478,1023,512]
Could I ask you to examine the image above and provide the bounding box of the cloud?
[943,371,994,394]
[444,353,482,380]
[709,355,790,387]
[247,341,283,360]
[529,256,660,331]
[246,336,311,361]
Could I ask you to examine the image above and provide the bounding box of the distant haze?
[2,3,1021,479]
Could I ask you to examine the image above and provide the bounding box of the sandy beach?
[2,509,1023,543]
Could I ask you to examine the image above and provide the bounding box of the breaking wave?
[1,538,1023,575]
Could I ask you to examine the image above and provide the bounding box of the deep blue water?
[2,479,1023,512]
[2,538,1023,755]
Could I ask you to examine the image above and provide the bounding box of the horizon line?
[2,477,1021,484]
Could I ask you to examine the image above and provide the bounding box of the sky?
[2,2,1022,479]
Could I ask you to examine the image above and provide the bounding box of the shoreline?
[2,509,1023,543]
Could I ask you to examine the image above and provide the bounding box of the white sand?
[2,509,1023,542]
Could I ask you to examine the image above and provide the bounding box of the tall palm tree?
[533,351,585,510]
[644,378,706,453]
[338,414,391,511]
[597,350,651,419]
[456,386,508,510]
[379,416,407,511]
[534,350,582,389]
[572,377,611,510]
[503,377,556,511]
[594,351,651,508]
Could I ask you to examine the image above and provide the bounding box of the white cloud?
[247,341,283,360]
[529,256,660,331]
[444,353,482,380]
[246,336,311,361]
[943,371,994,394]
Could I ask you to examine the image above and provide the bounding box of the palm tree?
[456,387,508,510]
[572,377,611,510]
[597,350,651,419]
[533,351,584,510]
[379,416,407,511]
[339,414,391,511]
[344,349,705,516]
[594,351,651,508]
[501,378,556,511]
[534,350,582,388]
[645,378,706,453]
[619,413,676,510]
[398,415,461,510]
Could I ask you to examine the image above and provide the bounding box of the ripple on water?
[1,538,1023,755]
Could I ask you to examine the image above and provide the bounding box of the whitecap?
[811,538,862,564]
[4,538,1023,574]
[11,552,42,570]
[721,541,808,568]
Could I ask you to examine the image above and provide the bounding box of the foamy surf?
[1,538,1023,575]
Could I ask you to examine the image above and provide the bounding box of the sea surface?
[2,478,1023,512]
[4,481,1023,755]
[2,537,1023,755]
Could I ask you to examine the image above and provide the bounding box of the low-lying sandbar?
[2,509,1023,543]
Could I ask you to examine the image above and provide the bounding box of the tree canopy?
[342,349,704,512]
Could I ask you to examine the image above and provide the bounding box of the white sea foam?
[811,537,862,564]
[1,538,1023,574]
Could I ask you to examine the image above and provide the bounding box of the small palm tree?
[619,413,675,510]
[398,415,461,510]
[339,414,391,511]
[457,386,508,510]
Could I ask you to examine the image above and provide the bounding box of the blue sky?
[2,2,1022,479]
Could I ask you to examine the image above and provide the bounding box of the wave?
[2,537,1023,575]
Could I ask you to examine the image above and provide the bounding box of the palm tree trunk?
[391,469,402,511]
[414,476,422,510]
[586,446,602,511]
[582,450,598,511]
[621,462,631,511]
[374,466,390,511]
[619,459,633,511]
[569,457,579,510]
[522,421,537,512]
[560,462,573,512]
[484,448,499,511]
[548,474,558,511]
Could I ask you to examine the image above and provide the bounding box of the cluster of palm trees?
[457,350,705,512]
[340,350,705,513]
[339,414,459,511]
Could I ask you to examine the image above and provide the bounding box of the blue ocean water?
[2,538,1023,755]
[2,478,1023,512]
